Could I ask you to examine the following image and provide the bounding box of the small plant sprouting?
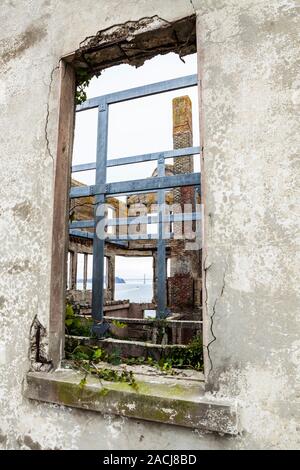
[111,320,127,329]
[65,303,92,337]
[79,377,87,390]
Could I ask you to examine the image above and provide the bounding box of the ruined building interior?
[66,52,203,364]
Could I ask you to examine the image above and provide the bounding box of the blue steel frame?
[70,74,201,323]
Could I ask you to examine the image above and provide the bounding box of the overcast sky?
[72,52,199,282]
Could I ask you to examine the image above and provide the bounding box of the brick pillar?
[173,96,194,212]
[169,96,196,311]
[70,251,77,290]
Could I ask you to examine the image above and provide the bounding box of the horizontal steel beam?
[69,231,201,242]
[104,233,174,241]
[104,316,203,326]
[169,212,202,222]
[106,212,202,226]
[71,146,200,173]
[69,229,94,239]
[70,173,201,198]
[103,231,201,241]
[70,185,96,198]
[69,212,202,229]
[71,162,96,173]
[69,229,128,246]
[109,216,159,227]
[108,146,200,168]
[70,220,95,229]
[109,172,200,194]
[76,74,198,112]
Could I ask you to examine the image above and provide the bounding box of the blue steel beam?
[70,173,201,198]
[91,103,108,323]
[69,229,128,247]
[103,233,173,241]
[76,74,198,112]
[70,220,95,229]
[69,230,202,242]
[71,146,200,173]
[69,229,94,239]
[69,212,201,229]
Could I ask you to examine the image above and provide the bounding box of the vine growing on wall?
[75,69,94,105]
[65,302,203,394]
[67,343,139,390]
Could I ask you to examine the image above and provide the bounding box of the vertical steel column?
[83,253,88,291]
[92,100,108,322]
[71,251,77,290]
[152,252,157,304]
[157,154,167,318]
[68,252,73,290]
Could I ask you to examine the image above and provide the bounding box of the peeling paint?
[18,434,42,450]
[0,24,47,64]
[12,201,32,221]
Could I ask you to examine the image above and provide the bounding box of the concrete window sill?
[25,369,238,435]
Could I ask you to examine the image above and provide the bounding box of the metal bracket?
[94,183,107,195]
[158,154,164,166]
[91,321,110,338]
[98,102,107,112]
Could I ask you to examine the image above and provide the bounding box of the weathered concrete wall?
[0,0,299,449]
[196,0,299,449]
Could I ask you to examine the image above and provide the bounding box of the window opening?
[67,52,202,371]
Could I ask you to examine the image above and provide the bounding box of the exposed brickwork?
[169,96,200,311]
[168,274,194,309]
[172,96,194,218]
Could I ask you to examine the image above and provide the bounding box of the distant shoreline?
[77,278,153,284]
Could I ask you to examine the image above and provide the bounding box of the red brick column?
[168,96,197,311]
[173,96,194,210]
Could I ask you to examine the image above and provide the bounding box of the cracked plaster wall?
[197,0,299,449]
[0,0,299,450]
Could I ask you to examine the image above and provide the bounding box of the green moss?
[98,387,109,397]
[56,381,77,406]
[49,373,206,429]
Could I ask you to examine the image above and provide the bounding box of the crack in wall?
[44,64,59,163]
[206,264,227,377]
[203,256,212,315]
[189,0,196,14]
